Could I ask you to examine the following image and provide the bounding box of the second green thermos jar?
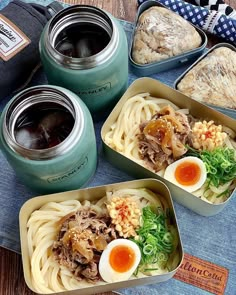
[0,85,97,194]
[39,5,129,114]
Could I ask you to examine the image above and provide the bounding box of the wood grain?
[0,0,235,294]
[61,0,137,22]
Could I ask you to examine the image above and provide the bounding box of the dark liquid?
[14,103,74,150]
[55,23,110,58]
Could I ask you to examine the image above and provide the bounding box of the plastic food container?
[19,178,183,295]
[129,0,207,76]
[101,77,236,216]
[174,42,236,114]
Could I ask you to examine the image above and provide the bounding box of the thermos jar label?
[47,156,89,183]
[0,14,31,61]
[76,82,111,96]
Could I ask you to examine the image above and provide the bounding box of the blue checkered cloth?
[194,0,236,19]
[138,0,236,44]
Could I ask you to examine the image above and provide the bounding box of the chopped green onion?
[144,268,159,272]
[186,146,236,190]
[216,188,230,198]
[143,244,154,255]
[130,206,177,271]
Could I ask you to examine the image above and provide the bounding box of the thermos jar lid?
[42,5,119,70]
[2,86,84,160]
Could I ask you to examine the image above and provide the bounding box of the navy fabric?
[194,0,236,19]
[0,1,236,295]
[137,0,236,44]
[0,0,62,100]
[0,0,48,99]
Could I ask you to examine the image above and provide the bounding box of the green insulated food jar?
[0,85,97,194]
[39,5,128,114]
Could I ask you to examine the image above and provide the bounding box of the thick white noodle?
[27,189,177,293]
[104,92,236,204]
[104,93,181,173]
[28,200,84,293]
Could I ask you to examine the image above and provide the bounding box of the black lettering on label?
[0,36,9,47]
[77,82,111,96]
[0,24,16,42]
[0,14,31,61]
[47,157,88,183]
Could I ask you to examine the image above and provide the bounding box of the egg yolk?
[174,161,201,186]
[109,245,136,273]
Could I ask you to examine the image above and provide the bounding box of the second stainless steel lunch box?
[129,0,207,76]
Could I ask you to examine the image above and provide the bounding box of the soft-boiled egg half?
[164,156,207,193]
[99,239,141,283]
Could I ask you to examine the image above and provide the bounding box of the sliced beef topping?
[138,105,191,172]
[52,207,118,282]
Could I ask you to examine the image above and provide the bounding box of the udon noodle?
[104,93,236,204]
[27,188,180,293]
[104,93,189,175]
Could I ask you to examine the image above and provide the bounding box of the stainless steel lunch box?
[129,0,207,76]
[19,178,184,295]
[174,42,236,117]
[101,78,236,216]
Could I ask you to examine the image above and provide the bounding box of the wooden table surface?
[0,0,235,294]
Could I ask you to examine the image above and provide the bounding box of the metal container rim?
[100,77,236,216]
[2,86,84,160]
[173,42,236,90]
[128,0,207,68]
[43,4,119,70]
[19,178,184,294]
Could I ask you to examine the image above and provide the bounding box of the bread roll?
[177,47,236,109]
[132,6,202,64]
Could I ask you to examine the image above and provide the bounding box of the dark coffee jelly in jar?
[14,102,74,150]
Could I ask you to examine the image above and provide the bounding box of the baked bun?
[177,47,236,109]
[132,6,202,64]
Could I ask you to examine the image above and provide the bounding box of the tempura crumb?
[107,196,141,238]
